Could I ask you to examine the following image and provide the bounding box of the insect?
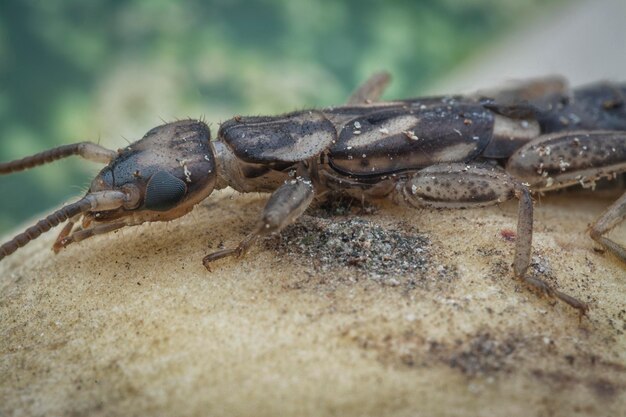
[1,72,625,314]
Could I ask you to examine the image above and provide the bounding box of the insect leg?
[506,131,626,191]
[396,163,588,313]
[203,174,315,270]
[0,142,117,174]
[0,190,127,261]
[507,130,626,263]
[346,71,391,104]
[589,191,626,262]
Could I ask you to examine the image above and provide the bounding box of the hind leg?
[395,163,588,314]
[589,191,626,262]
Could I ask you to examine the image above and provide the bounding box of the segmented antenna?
[0,197,93,261]
[0,142,116,174]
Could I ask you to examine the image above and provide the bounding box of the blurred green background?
[0,0,564,234]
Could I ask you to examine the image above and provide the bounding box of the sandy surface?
[3,1,626,414]
[1,187,625,417]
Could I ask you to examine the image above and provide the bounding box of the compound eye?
[144,171,187,211]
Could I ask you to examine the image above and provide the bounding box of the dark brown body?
[216,82,626,201]
[2,74,626,315]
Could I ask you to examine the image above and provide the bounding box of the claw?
[202,248,240,270]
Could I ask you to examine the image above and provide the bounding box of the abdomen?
[327,102,494,176]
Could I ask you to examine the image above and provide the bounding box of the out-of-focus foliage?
[0,0,561,233]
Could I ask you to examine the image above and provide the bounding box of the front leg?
[396,163,588,314]
[203,174,315,270]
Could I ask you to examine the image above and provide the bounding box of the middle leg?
[507,130,626,264]
[395,163,588,313]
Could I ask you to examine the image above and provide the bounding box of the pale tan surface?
[1,188,625,417]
